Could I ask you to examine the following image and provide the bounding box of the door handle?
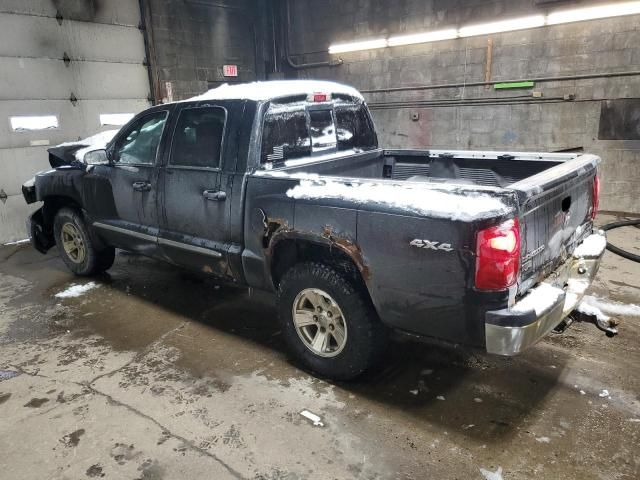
[203,189,226,201]
[132,181,151,192]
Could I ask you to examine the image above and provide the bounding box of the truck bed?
[255,147,600,298]
[273,148,577,188]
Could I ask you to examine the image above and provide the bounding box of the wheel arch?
[42,195,83,230]
[268,232,376,309]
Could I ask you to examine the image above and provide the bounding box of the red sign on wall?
[222,65,238,77]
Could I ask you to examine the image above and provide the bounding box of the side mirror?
[83,149,109,165]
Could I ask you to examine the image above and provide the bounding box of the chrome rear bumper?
[485,231,606,356]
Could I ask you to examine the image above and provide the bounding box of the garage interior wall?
[284,0,640,214]
[0,0,151,244]
[142,0,270,102]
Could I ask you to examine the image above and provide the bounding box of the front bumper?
[485,231,606,356]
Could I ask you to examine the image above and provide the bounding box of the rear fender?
[267,230,375,306]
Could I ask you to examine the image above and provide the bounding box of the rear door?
[157,103,236,277]
[89,109,170,253]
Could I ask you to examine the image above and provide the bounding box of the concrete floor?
[0,215,638,480]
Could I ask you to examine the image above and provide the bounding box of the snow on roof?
[185,80,364,103]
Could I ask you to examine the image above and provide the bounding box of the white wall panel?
[0,0,149,244]
[0,14,145,62]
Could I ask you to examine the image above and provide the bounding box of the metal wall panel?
[0,99,150,149]
[0,14,145,62]
[0,58,149,101]
[0,0,140,26]
[0,0,150,244]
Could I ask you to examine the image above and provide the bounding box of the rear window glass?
[335,105,378,151]
[309,109,337,153]
[260,102,376,165]
[261,104,311,163]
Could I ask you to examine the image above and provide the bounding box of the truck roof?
[183,80,364,103]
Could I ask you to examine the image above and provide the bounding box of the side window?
[114,111,168,165]
[261,105,310,163]
[309,109,337,154]
[335,105,378,151]
[170,107,225,168]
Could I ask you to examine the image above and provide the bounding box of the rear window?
[335,104,378,151]
[260,101,377,165]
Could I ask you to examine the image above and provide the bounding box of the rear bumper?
[485,231,606,356]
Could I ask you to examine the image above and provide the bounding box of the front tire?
[277,262,386,380]
[53,207,115,276]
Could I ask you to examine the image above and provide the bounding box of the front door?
[157,104,234,277]
[88,109,169,254]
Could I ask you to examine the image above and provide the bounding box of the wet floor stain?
[0,392,10,405]
[111,443,139,465]
[23,397,49,408]
[136,459,164,480]
[85,464,105,478]
[60,428,85,448]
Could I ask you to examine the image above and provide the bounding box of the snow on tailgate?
[286,178,511,221]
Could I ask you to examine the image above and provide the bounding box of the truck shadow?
[7,248,569,443]
[112,252,570,442]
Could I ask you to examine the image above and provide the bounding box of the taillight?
[591,174,600,220]
[475,218,521,291]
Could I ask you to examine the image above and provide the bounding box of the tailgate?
[511,154,600,294]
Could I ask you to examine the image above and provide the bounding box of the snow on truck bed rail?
[185,80,364,102]
[285,177,511,221]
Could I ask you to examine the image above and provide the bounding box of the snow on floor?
[286,178,510,221]
[480,466,503,480]
[2,238,30,246]
[577,295,640,321]
[511,283,564,315]
[54,282,99,299]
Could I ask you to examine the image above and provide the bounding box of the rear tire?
[277,262,386,380]
[53,207,115,276]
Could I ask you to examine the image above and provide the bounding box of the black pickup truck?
[22,80,608,380]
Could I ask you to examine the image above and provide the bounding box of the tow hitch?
[563,311,619,337]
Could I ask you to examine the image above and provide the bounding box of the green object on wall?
[494,81,535,89]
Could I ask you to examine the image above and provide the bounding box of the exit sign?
[223,65,238,77]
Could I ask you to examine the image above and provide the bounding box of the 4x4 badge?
[410,239,454,252]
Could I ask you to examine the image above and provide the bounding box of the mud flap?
[28,208,55,254]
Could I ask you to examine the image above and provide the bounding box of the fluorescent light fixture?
[388,29,458,47]
[327,2,640,54]
[329,38,387,54]
[459,15,545,37]
[547,1,640,25]
[100,113,134,126]
[10,115,58,132]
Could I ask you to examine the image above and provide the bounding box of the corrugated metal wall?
[0,0,151,244]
